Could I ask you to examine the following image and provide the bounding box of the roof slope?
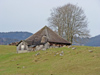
[25,26,71,45]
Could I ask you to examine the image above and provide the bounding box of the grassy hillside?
[0,45,100,75]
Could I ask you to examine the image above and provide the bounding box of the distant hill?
[85,35,100,46]
[0,32,33,40]
[0,32,33,45]
[0,38,19,45]
[70,35,100,47]
[0,31,100,46]
[72,37,89,46]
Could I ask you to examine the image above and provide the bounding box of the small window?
[21,45,24,50]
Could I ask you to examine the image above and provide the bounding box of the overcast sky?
[0,0,100,37]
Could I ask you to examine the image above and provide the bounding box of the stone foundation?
[17,50,29,53]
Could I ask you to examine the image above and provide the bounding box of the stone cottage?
[16,26,71,53]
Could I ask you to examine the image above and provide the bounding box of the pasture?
[0,45,100,75]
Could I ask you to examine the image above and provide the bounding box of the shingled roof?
[25,26,71,45]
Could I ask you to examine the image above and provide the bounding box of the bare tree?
[48,3,90,44]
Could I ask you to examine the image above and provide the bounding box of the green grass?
[0,45,100,75]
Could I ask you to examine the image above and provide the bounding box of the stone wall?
[17,42,68,53]
[17,50,29,53]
